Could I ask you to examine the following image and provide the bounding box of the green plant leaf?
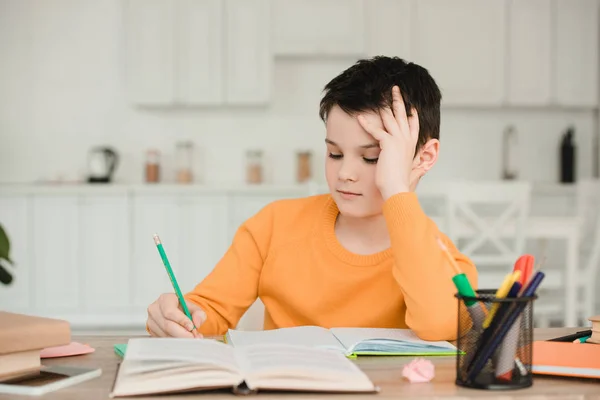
[0,223,13,265]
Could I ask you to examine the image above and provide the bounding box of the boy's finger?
[163,308,195,331]
[191,308,207,328]
[164,319,195,338]
[147,317,167,337]
[408,108,420,141]
[357,115,386,143]
[392,86,410,134]
[379,107,400,137]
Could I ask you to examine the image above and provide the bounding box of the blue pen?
[466,271,545,382]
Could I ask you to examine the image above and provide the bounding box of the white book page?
[227,326,346,353]
[236,344,375,392]
[124,338,240,373]
[112,338,244,397]
[330,328,456,352]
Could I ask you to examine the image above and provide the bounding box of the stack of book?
[588,315,600,344]
[0,311,71,381]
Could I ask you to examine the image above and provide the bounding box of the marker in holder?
[455,289,536,390]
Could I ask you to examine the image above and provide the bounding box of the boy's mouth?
[337,190,361,197]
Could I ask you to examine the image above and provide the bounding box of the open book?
[226,326,458,357]
[109,338,377,397]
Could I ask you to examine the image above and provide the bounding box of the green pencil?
[153,233,197,332]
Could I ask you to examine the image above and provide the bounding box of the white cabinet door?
[554,0,599,107]
[272,0,364,57]
[412,0,506,106]
[32,196,80,312]
[131,195,182,310]
[124,0,176,106]
[79,195,131,313]
[365,0,411,59]
[0,196,30,312]
[179,196,229,293]
[176,0,224,105]
[131,195,230,307]
[507,0,552,105]
[225,0,271,104]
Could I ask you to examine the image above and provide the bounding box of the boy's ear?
[414,138,440,173]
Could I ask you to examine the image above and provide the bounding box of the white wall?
[0,0,596,187]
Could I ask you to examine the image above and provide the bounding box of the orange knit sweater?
[184,192,477,341]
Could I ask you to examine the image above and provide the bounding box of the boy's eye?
[363,157,378,164]
[328,153,342,160]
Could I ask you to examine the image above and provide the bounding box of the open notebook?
[225,326,458,357]
[109,338,377,397]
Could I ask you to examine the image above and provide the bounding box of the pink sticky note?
[40,342,95,358]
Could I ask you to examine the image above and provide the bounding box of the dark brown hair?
[319,56,442,149]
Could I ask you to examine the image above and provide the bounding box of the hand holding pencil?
[146,234,207,338]
[147,293,207,338]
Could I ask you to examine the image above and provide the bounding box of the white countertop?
[0,182,321,196]
[0,181,577,196]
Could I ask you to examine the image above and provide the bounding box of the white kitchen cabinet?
[225,0,272,104]
[271,0,365,57]
[365,0,411,59]
[131,194,230,310]
[79,195,131,312]
[412,0,506,106]
[0,195,30,312]
[125,0,223,106]
[176,0,224,105]
[554,0,599,107]
[124,0,176,105]
[507,0,552,105]
[32,196,80,312]
[131,195,182,310]
[178,196,229,293]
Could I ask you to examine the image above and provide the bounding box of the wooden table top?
[1,328,599,400]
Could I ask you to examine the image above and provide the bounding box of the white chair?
[443,181,532,289]
[575,179,600,323]
[534,180,600,327]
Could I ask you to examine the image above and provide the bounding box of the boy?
[146,56,477,341]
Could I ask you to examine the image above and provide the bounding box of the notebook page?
[235,344,375,392]
[125,338,239,373]
[227,326,346,353]
[330,328,456,352]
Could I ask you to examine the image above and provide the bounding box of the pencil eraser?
[402,358,435,383]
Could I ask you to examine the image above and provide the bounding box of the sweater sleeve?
[382,192,478,341]
[183,203,274,336]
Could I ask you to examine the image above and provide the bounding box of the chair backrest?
[444,181,532,272]
[576,179,600,282]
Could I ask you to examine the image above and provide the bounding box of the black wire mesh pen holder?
[455,289,536,390]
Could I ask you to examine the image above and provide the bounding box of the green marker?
[153,233,197,331]
[453,273,486,330]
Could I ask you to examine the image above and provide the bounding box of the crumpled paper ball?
[402,357,435,383]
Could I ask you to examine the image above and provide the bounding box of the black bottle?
[560,127,576,183]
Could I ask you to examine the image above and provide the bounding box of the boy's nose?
[338,161,357,182]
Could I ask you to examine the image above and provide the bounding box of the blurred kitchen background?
[1,0,599,333]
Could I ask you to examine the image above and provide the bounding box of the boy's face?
[324,105,385,218]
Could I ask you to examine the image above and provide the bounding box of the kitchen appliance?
[87,147,119,183]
